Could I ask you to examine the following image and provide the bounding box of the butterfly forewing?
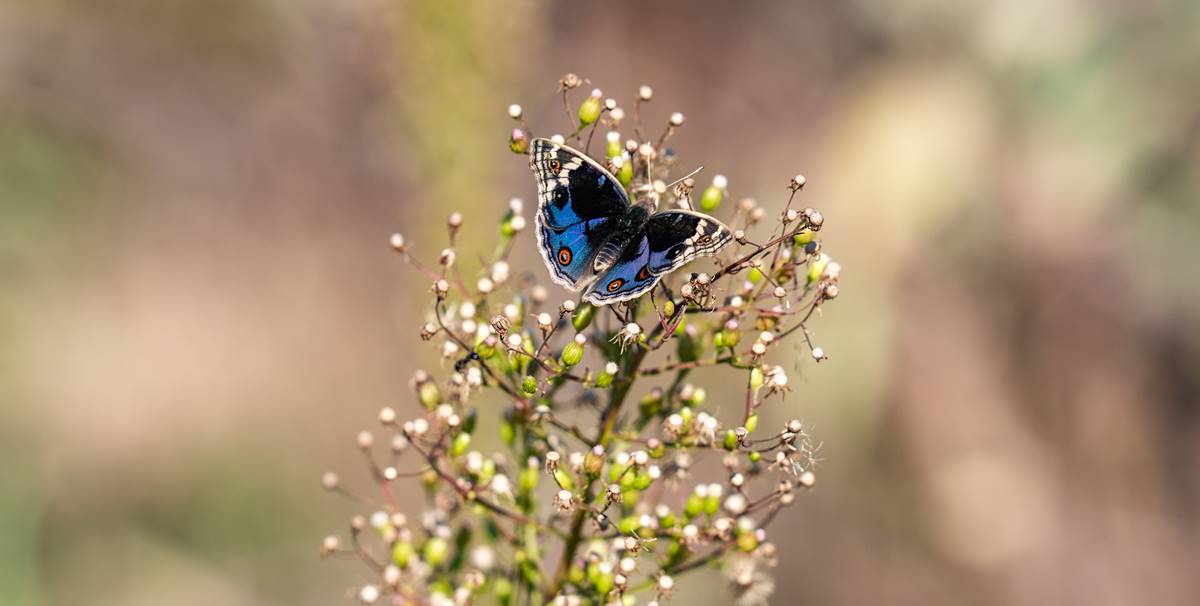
[531,138,630,289]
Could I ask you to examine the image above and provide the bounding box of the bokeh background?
[3,1,1199,604]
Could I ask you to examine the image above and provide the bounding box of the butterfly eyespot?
[547,158,562,172]
[697,234,712,244]
[607,278,624,292]
[636,266,650,281]
[557,247,572,265]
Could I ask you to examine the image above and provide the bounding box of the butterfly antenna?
[665,166,704,190]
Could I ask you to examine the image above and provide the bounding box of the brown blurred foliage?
[2,1,1198,605]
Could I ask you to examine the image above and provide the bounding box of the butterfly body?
[530,138,732,305]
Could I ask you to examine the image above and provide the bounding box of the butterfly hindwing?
[583,235,660,305]
[538,217,613,289]
[645,209,734,275]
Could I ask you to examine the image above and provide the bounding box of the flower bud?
[578,90,603,126]
[392,540,414,568]
[509,128,529,154]
[572,302,595,331]
[422,537,449,567]
[451,433,472,456]
[699,175,726,212]
[723,430,738,451]
[584,444,605,477]
[560,333,586,367]
[807,253,830,285]
[521,375,538,395]
[616,154,633,187]
[606,131,622,158]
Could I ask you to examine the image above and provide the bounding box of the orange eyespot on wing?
[636,266,650,281]
[557,247,572,265]
[607,278,624,292]
[697,234,712,244]
[548,158,561,172]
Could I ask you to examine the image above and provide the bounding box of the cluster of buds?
[322,75,844,605]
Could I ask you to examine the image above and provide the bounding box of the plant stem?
[544,333,650,601]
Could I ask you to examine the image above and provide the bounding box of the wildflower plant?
[322,74,842,606]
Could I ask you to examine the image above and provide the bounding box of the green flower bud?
[475,338,498,360]
[493,577,513,606]
[593,569,614,595]
[578,93,603,126]
[750,367,765,392]
[745,412,759,434]
[568,565,586,585]
[678,406,694,428]
[684,494,704,518]
[560,335,585,367]
[619,516,640,534]
[451,432,472,456]
[419,382,440,410]
[657,507,677,528]
[807,253,830,285]
[721,327,742,349]
[691,387,707,406]
[553,469,576,491]
[648,440,665,459]
[478,459,496,484]
[617,157,633,187]
[584,447,605,477]
[704,492,721,516]
[724,430,738,451]
[700,185,723,211]
[595,368,614,388]
[793,228,815,246]
[606,135,622,158]
[522,376,538,395]
[632,472,653,491]
[572,302,595,331]
[749,450,762,463]
[748,266,765,284]
[423,536,449,567]
[737,532,759,553]
[392,540,414,568]
[518,466,539,493]
[509,128,529,154]
[421,469,439,489]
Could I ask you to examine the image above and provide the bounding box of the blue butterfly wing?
[583,235,661,305]
[645,210,734,275]
[530,138,630,289]
[537,217,613,289]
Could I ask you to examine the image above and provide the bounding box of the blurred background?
[3,0,1199,604]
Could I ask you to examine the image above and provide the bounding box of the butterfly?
[529,138,734,305]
